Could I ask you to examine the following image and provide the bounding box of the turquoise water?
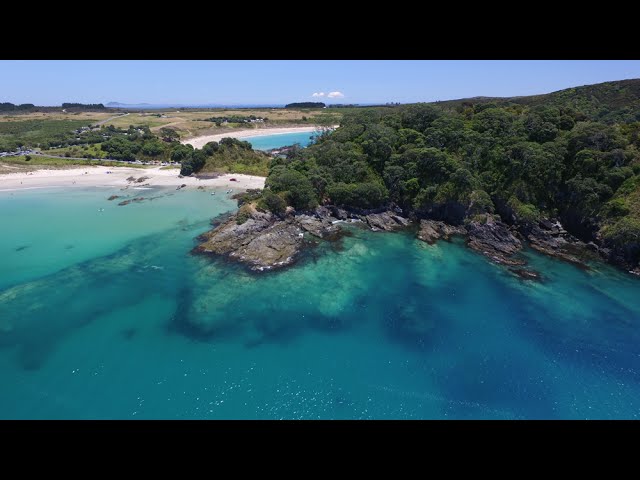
[243,131,317,150]
[1,187,640,419]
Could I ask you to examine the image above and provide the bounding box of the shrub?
[260,190,287,216]
[507,196,540,224]
[468,189,495,214]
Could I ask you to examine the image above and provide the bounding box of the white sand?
[183,126,335,150]
[0,166,265,192]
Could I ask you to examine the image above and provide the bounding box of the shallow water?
[1,187,639,419]
[243,131,317,150]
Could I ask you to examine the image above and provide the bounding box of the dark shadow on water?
[15,245,30,252]
[437,352,558,419]
[165,285,244,342]
[18,340,55,371]
[0,227,197,371]
[511,285,640,386]
[121,328,138,340]
[381,280,452,352]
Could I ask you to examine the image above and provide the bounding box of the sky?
[2,60,640,106]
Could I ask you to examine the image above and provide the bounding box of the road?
[95,112,129,126]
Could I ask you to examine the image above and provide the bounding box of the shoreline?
[0,165,265,191]
[182,125,336,150]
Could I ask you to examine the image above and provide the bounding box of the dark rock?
[586,241,600,252]
[315,206,334,218]
[117,197,144,206]
[295,214,340,239]
[527,223,591,268]
[417,220,466,244]
[329,206,350,220]
[364,211,412,231]
[509,268,542,282]
[194,207,304,271]
[466,215,525,266]
[107,195,120,201]
[417,201,467,226]
[539,219,554,230]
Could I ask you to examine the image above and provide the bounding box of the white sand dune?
[0,166,265,191]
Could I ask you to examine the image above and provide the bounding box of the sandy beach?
[0,165,265,192]
[182,126,333,150]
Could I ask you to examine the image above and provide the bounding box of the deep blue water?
[1,186,639,419]
[243,131,317,151]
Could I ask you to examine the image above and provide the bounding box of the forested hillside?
[260,79,640,271]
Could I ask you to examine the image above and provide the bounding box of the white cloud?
[327,91,345,98]
[311,92,325,97]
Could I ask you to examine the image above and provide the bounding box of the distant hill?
[106,102,286,110]
[285,102,326,109]
[1,102,105,112]
[62,103,105,110]
[106,102,152,108]
[433,78,640,123]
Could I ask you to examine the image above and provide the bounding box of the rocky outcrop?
[526,220,593,269]
[194,207,305,271]
[417,220,466,244]
[296,214,341,239]
[362,211,412,231]
[595,230,640,274]
[193,205,413,271]
[107,195,120,201]
[466,215,524,266]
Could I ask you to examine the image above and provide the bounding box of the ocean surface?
[1,186,640,419]
[244,131,318,151]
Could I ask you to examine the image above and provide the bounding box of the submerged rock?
[117,197,144,206]
[107,195,120,201]
[466,215,524,266]
[417,220,466,244]
[509,268,542,282]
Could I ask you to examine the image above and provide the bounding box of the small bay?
[243,131,318,150]
[1,187,639,419]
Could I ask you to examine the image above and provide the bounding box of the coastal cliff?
[193,200,608,279]
[193,205,413,271]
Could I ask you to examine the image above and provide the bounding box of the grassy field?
[0,155,150,174]
[0,107,345,152]
[0,119,98,148]
[102,108,342,140]
[0,111,113,124]
[43,144,107,159]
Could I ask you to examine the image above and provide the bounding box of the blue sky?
[2,60,640,106]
